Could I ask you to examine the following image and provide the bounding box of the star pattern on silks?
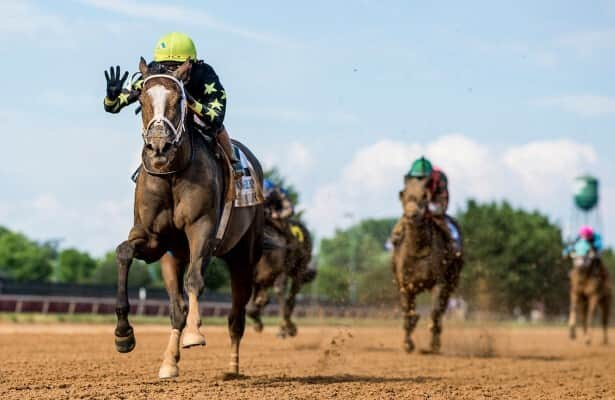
[204,82,218,95]
[205,108,219,121]
[208,98,223,111]
[220,90,227,100]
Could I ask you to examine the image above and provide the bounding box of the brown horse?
[568,249,611,345]
[247,219,314,337]
[113,58,264,379]
[392,177,463,353]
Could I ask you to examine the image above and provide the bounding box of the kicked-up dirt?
[0,321,613,399]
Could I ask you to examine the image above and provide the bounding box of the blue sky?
[1,0,614,254]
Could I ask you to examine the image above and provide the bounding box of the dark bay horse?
[114,58,263,379]
[247,219,314,337]
[392,177,463,353]
[568,249,611,345]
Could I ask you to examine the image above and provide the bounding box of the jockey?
[103,32,242,175]
[263,179,294,221]
[565,225,603,257]
[392,157,461,254]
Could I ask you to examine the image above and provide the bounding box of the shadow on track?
[251,374,441,386]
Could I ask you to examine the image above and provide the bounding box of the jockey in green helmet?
[392,156,461,255]
[103,32,242,175]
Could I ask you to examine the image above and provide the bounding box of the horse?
[391,177,463,353]
[246,219,314,337]
[113,58,264,379]
[568,249,611,345]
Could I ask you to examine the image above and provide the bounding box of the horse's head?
[138,57,192,171]
[399,177,430,222]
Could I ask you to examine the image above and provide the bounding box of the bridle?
[141,74,187,145]
[140,74,193,176]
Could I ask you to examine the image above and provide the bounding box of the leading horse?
[113,58,263,379]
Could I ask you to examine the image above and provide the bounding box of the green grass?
[0,312,403,327]
[0,312,569,329]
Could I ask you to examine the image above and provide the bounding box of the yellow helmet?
[153,32,197,62]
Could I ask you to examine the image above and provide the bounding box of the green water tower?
[573,175,599,211]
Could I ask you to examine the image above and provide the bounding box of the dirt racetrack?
[1,321,614,399]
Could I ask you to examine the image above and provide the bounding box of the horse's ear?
[139,57,149,76]
[399,190,405,202]
[173,59,192,82]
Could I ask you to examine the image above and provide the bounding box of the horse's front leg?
[115,234,164,353]
[282,276,301,338]
[429,283,452,353]
[584,295,599,346]
[114,240,136,353]
[246,283,268,333]
[182,220,215,348]
[569,291,578,340]
[273,273,289,338]
[159,253,188,379]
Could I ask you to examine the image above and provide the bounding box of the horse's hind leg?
[159,253,188,379]
[429,283,452,353]
[114,240,136,353]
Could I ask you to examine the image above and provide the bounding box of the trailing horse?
[391,177,463,353]
[113,58,264,379]
[247,219,314,337]
[568,249,611,345]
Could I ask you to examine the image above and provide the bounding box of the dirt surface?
[1,321,614,399]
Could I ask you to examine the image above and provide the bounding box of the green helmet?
[406,156,433,178]
[153,32,197,62]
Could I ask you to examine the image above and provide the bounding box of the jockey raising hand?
[103,32,242,175]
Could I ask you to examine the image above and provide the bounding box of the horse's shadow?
[251,374,441,386]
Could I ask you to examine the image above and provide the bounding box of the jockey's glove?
[104,65,129,101]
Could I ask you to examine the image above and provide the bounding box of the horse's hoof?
[404,339,415,353]
[182,330,206,348]
[115,331,136,353]
[287,324,298,337]
[253,322,264,333]
[158,363,179,379]
[276,329,288,339]
[569,328,576,340]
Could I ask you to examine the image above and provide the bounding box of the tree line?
[1,200,613,315]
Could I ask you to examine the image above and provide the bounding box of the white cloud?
[304,135,607,239]
[79,0,292,46]
[503,139,597,196]
[536,95,615,117]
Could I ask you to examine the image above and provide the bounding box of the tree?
[57,248,96,283]
[456,200,567,315]
[315,218,397,303]
[0,226,55,281]
[90,251,153,287]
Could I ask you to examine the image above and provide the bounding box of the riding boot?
[433,216,462,258]
[217,126,243,177]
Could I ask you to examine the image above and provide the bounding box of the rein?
[140,74,191,177]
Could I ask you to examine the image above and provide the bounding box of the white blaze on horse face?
[147,85,171,122]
